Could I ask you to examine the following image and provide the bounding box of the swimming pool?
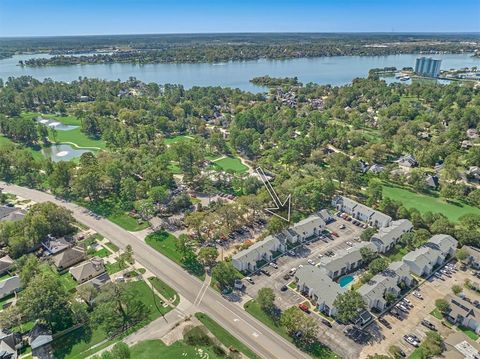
[338,275,354,288]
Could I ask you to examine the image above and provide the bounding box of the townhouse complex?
[232,214,326,272]
[293,196,459,319]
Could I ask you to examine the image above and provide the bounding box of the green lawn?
[386,245,409,262]
[408,348,423,359]
[0,135,45,161]
[148,276,179,305]
[430,308,443,320]
[105,242,119,252]
[382,184,480,222]
[52,280,167,359]
[21,112,106,149]
[107,212,150,232]
[105,260,128,275]
[50,127,106,149]
[94,248,110,258]
[458,325,479,340]
[212,156,248,173]
[145,231,182,265]
[244,300,338,359]
[130,340,222,359]
[164,135,194,145]
[195,312,261,359]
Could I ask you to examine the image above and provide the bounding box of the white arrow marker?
[256,167,291,222]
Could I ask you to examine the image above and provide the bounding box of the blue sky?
[0,0,478,37]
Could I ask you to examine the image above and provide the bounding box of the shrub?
[183,326,212,347]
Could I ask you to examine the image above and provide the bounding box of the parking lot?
[242,216,366,359]
[361,263,478,358]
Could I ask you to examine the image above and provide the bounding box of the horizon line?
[1,31,479,40]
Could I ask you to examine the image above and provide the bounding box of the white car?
[339,224,346,229]
[318,253,324,258]
[269,262,278,269]
[307,259,316,266]
[413,291,423,300]
[298,264,304,269]
[245,277,255,284]
[346,241,353,246]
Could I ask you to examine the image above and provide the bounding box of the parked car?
[321,319,332,327]
[283,274,291,280]
[339,224,346,229]
[421,319,436,331]
[307,259,316,266]
[245,277,255,284]
[413,291,423,300]
[379,317,391,328]
[403,335,419,347]
[280,285,288,292]
[260,269,271,276]
[269,262,278,269]
[298,304,310,313]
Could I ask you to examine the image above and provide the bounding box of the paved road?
[1,182,309,359]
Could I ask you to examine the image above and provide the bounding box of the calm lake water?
[0,53,478,92]
[41,144,91,162]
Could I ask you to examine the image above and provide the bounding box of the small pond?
[42,144,91,162]
[36,117,79,131]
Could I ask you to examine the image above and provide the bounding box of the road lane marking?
[215,300,262,335]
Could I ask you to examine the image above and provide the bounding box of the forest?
[0,74,479,251]
[0,33,476,66]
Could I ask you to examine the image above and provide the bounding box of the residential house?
[319,242,377,279]
[397,154,418,168]
[29,324,53,351]
[0,206,25,223]
[318,209,334,224]
[425,234,458,258]
[445,294,480,335]
[332,196,392,228]
[232,235,285,272]
[69,257,106,284]
[358,262,412,311]
[0,255,13,275]
[466,166,480,182]
[78,272,111,290]
[41,235,73,255]
[466,128,479,139]
[0,276,21,300]
[368,164,385,174]
[294,265,346,316]
[52,246,87,271]
[402,247,444,277]
[370,219,413,253]
[287,214,325,243]
[425,174,439,188]
[0,335,16,359]
[463,246,480,269]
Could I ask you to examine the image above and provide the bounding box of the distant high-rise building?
[415,57,442,78]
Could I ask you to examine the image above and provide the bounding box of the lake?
[0,53,478,92]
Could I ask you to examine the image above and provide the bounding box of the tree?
[280,306,318,345]
[368,257,389,275]
[185,211,207,240]
[451,284,462,295]
[333,291,365,323]
[418,331,444,358]
[198,247,218,268]
[435,298,450,313]
[17,272,75,331]
[110,342,131,359]
[360,227,377,242]
[92,283,149,335]
[389,345,404,359]
[257,287,276,314]
[211,261,241,291]
[134,199,155,221]
[360,247,378,264]
[455,247,469,262]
